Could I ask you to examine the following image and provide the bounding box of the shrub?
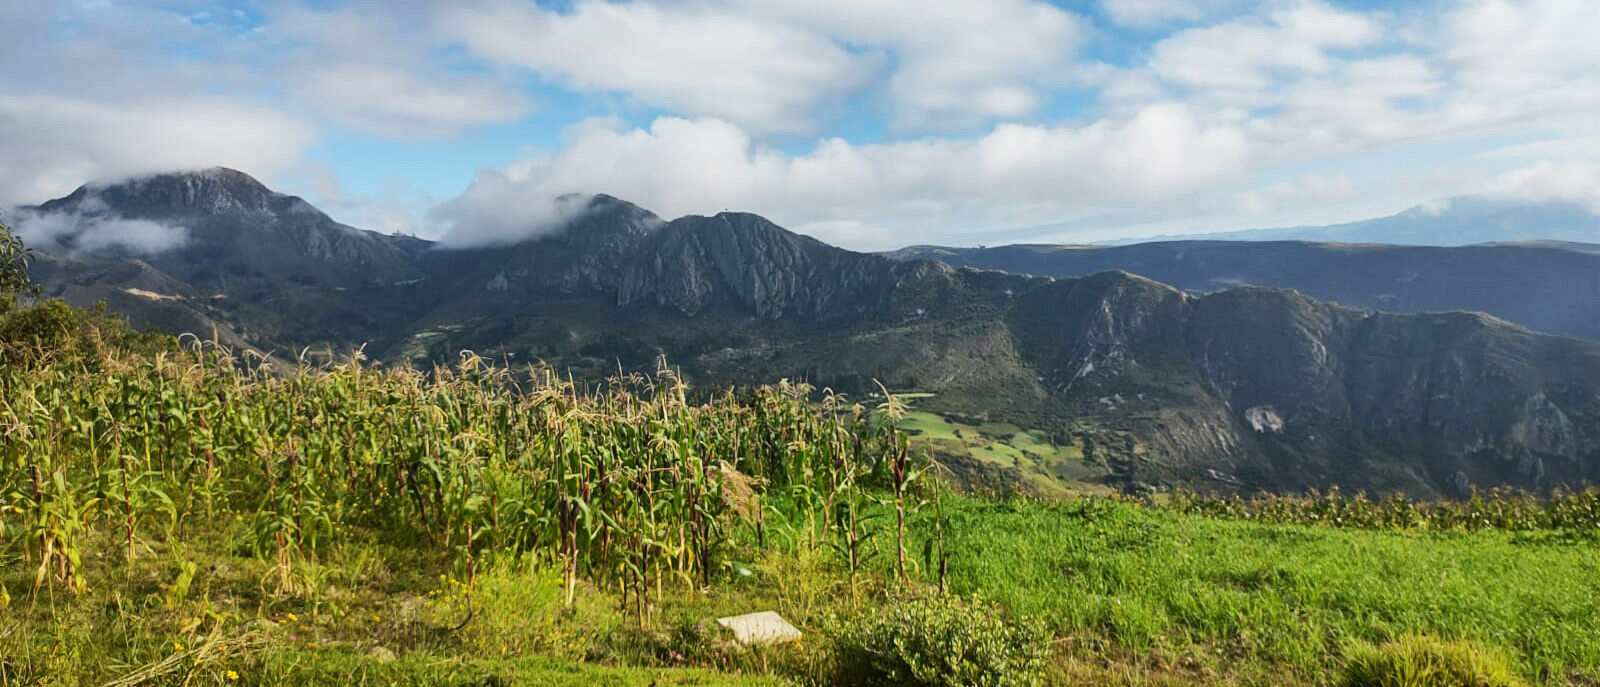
[0,299,173,367]
[0,221,36,311]
[1,295,79,340]
[1342,635,1526,687]
[833,594,1051,687]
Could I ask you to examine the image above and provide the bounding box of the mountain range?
[14,168,1600,497]
[888,239,1600,341]
[1125,195,1600,246]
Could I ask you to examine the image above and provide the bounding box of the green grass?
[919,497,1600,682]
[7,493,1598,685]
[233,654,791,686]
[0,522,809,686]
[1342,635,1526,687]
[884,408,1104,494]
[894,410,965,441]
[3,347,1594,686]
[971,441,1028,467]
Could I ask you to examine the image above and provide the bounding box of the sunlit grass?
[920,497,1600,682]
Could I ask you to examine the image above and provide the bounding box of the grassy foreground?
[930,498,1600,684]
[5,492,1597,685]
[0,346,1596,685]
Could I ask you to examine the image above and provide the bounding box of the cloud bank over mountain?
[2,0,1598,248]
[10,196,192,256]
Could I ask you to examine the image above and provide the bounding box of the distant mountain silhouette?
[887,239,1600,341]
[1141,196,1600,245]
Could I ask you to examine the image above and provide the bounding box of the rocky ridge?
[889,239,1600,341]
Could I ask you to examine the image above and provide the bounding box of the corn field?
[1166,485,1600,532]
[0,344,929,620]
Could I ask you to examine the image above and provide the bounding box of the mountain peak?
[194,166,264,184]
[41,166,279,218]
[581,193,661,228]
[29,166,429,289]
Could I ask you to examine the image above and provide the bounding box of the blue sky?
[2,0,1599,249]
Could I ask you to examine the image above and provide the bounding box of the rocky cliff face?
[890,239,1600,341]
[426,205,935,320]
[419,193,664,296]
[618,212,923,318]
[31,168,427,289]
[1005,273,1600,492]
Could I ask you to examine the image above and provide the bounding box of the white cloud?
[1417,198,1453,216]
[1115,0,1600,184]
[12,205,190,255]
[0,2,325,205]
[268,3,536,138]
[295,65,533,138]
[440,0,867,134]
[9,0,1600,250]
[432,105,1247,248]
[1481,160,1600,212]
[1240,56,1444,158]
[0,94,316,205]
[731,0,1085,131]
[431,171,602,247]
[1477,135,1600,163]
[0,1,255,100]
[1149,1,1381,91]
[284,165,438,238]
[1426,0,1600,147]
[442,0,1083,133]
[1443,0,1600,94]
[72,218,191,255]
[1234,173,1356,214]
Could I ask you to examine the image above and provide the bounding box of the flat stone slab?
[716,611,802,645]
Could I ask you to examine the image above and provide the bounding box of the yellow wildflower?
[226,670,239,681]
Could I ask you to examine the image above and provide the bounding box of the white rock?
[716,611,802,645]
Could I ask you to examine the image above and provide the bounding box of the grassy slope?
[926,498,1600,683]
[0,519,800,686]
[225,655,788,686]
[8,497,1596,685]
[886,404,1109,496]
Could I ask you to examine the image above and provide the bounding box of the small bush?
[0,299,173,367]
[1342,635,1526,687]
[0,298,79,349]
[833,594,1051,687]
[661,617,737,666]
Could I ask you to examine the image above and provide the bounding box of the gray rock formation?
[30,167,427,289]
[888,237,1600,341]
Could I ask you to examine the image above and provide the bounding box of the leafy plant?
[0,221,37,311]
[832,594,1051,687]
